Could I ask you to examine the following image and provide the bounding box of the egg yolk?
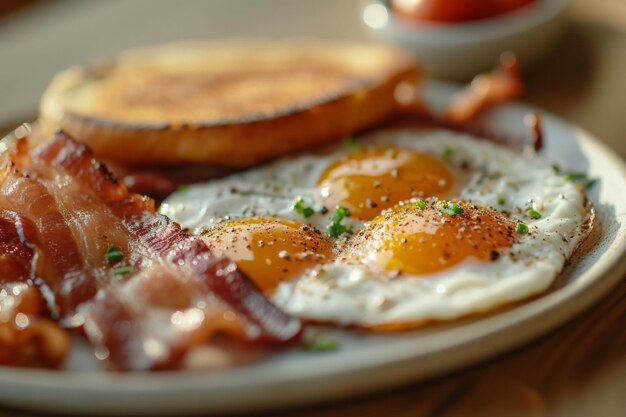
[342,201,516,275]
[316,147,455,220]
[199,217,334,293]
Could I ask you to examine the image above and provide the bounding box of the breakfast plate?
[1,81,625,416]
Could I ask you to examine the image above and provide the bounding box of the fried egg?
[160,129,592,328]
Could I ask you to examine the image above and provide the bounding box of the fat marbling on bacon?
[0,131,303,371]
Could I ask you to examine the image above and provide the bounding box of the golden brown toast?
[39,39,419,167]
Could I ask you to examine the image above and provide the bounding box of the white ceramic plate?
[1,82,625,416]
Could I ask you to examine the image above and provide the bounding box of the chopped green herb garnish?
[438,202,464,217]
[293,196,315,218]
[344,136,359,150]
[320,206,329,215]
[293,196,305,211]
[105,245,123,263]
[442,146,454,159]
[563,172,586,181]
[327,206,351,238]
[526,209,542,219]
[416,199,427,210]
[497,196,506,205]
[563,172,597,189]
[334,206,351,219]
[304,334,339,351]
[327,222,347,238]
[554,167,597,189]
[584,178,597,189]
[112,266,133,276]
[176,184,189,192]
[516,222,529,234]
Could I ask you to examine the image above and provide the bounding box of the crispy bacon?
[0,282,70,368]
[0,167,99,316]
[111,162,233,198]
[445,52,523,124]
[0,211,70,368]
[0,210,37,282]
[0,132,302,370]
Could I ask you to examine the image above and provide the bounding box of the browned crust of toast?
[39,39,420,167]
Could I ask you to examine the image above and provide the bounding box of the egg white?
[160,128,470,233]
[160,128,591,327]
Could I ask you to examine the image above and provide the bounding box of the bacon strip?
[1,132,302,370]
[0,282,70,368]
[0,167,98,317]
[445,52,523,124]
[0,210,70,368]
[0,210,37,282]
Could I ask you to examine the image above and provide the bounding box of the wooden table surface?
[0,1,625,416]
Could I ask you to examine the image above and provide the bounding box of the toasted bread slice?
[39,39,419,167]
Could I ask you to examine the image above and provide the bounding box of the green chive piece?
[563,172,587,182]
[344,136,359,150]
[112,266,133,276]
[551,164,561,174]
[320,206,329,215]
[442,147,454,159]
[304,334,339,351]
[497,196,506,205]
[438,202,464,217]
[333,206,351,220]
[526,209,542,219]
[293,196,315,218]
[516,222,529,234]
[327,206,351,238]
[327,222,347,238]
[176,184,189,192]
[293,196,305,211]
[105,245,123,263]
[561,171,597,189]
[416,199,427,210]
[584,178,597,189]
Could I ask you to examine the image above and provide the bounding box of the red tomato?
[391,0,537,23]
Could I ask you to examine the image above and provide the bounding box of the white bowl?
[360,0,569,81]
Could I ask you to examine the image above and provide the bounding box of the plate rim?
[1,85,626,415]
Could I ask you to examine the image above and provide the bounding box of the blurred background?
[1,0,625,158]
